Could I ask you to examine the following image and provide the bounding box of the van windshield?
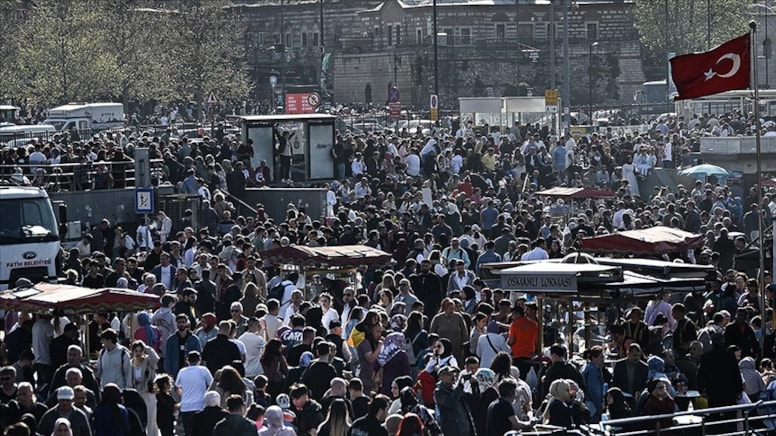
[42,120,66,130]
[0,197,59,244]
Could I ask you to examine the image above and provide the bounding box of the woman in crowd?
[128,340,159,436]
[261,339,289,400]
[93,384,130,436]
[316,398,350,436]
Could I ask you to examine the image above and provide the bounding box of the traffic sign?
[269,75,278,88]
[206,92,218,105]
[389,102,401,119]
[135,187,154,214]
[430,94,438,110]
[389,86,400,103]
[307,92,321,108]
[545,89,558,113]
[544,89,558,105]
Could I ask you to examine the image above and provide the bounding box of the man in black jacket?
[612,343,648,400]
[698,332,743,433]
[201,321,241,375]
[542,343,585,397]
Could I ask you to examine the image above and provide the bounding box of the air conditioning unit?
[437,33,448,46]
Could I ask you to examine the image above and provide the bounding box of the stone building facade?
[232,0,645,112]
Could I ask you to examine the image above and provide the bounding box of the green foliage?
[634,0,750,78]
[0,0,250,109]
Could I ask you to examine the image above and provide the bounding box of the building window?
[286,33,292,47]
[586,22,598,40]
[496,24,505,39]
[417,28,423,44]
[302,33,308,48]
[312,32,319,47]
[396,25,401,46]
[460,28,471,45]
[517,23,533,42]
[388,24,393,46]
[765,38,772,59]
[258,32,265,46]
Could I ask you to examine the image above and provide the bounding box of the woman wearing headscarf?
[423,338,458,375]
[258,405,297,436]
[133,312,162,352]
[646,355,677,398]
[429,298,468,364]
[128,340,159,436]
[543,378,589,429]
[468,368,499,436]
[195,313,218,348]
[740,356,766,402]
[51,418,73,436]
[641,378,676,433]
[190,391,229,436]
[399,386,442,436]
[93,384,130,436]
[377,332,411,396]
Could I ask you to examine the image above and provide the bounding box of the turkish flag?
[670,33,751,100]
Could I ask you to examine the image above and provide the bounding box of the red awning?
[581,226,704,254]
[0,282,161,315]
[260,244,393,267]
[535,187,617,198]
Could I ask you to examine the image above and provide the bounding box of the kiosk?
[237,114,337,182]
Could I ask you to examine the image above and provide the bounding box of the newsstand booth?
[238,114,337,182]
[493,254,710,354]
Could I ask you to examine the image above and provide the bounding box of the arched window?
[765,38,772,60]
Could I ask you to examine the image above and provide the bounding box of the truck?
[0,185,62,290]
[43,102,125,132]
[0,124,57,147]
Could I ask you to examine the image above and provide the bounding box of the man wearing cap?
[44,367,97,409]
[434,366,476,436]
[49,323,82,371]
[176,351,214,436]
[165,314,202,379]
[38,386,92,436]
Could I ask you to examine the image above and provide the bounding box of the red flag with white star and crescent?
[669,33,751,100]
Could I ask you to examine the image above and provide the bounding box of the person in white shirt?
[282,290,304,325]
[237,318,267,378]
[136,218,153,252]
[521,239,549,261]
[318,293,340,335]
[32,315,55,385]
[175,351,213,436]
[354,177,371,200]
[261,300,283,340]
[405,152,421,177]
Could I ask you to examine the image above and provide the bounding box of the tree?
[162,0,251,120]
[97,0,171,109]
[634,0,750,79]
[10,0,118,106]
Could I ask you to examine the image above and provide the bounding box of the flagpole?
[751,20,767,353]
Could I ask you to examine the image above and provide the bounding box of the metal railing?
[583,400,776,435]
[0,159,165,191]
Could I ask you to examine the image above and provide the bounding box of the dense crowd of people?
[2,109,776,435]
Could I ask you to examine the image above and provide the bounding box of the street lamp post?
[588,41,598,124]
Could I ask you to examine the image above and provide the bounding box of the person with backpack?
[271,272,299,318]
[95,329,132,391]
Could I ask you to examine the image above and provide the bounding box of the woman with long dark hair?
[93,384,130,436]
[214,365,253,408]
[316,398,350,436]
[356,314,384,394]
[261,339,289,399]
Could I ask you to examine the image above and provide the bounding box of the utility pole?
[562,0,570,133]
[433,0,439,119]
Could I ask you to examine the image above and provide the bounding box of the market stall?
[260,244,392,301]
[580,226,704,255]
[0,282,161,356]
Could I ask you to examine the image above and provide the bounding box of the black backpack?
[268,280,288,303]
